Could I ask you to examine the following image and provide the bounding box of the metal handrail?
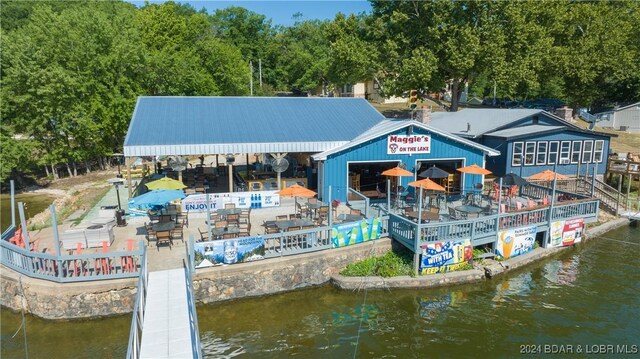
[185,235,203,358]
[126,246,148,359]
[347,187,371,217]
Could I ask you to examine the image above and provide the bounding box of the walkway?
[139,268,196,359]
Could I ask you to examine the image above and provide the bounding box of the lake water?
[2,225,639,358]
[1,192,55,233]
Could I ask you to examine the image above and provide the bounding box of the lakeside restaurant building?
[429,109,614,178]
[123,97,499,202]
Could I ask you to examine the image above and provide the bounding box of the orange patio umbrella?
[456,164,492,175]
[408,178,446,192]
[381,166,413,177]
[277,184,317,210]
[528,170,568,181]
[409,178,446,209]
[382,166,413,207]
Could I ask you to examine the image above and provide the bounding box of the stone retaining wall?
[1,269,137,320]
[193,238,392,303]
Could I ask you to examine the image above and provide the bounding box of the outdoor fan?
[271,157,289,190]
[168,156,188,171]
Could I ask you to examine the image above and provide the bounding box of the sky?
[128,1,373,26]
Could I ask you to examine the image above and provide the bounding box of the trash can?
[115,209,127,227]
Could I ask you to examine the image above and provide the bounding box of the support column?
[50,205,61,257]
[228,164,233,192]
[626,174,631,211]
[617,174,622,214]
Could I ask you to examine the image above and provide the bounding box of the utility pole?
[249,61,254,96]
[259,58,263,88]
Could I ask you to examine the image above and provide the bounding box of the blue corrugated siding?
[494,131,610,177]
[124,97,385,146]
[321,127,486,202]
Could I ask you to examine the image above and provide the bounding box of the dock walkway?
[139,268,196,359]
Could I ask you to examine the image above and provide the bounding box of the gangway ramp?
[139,268,197,358]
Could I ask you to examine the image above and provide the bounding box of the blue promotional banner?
[193,236,265,268]
[181,191,280,213]
[497,225,536,259]
[331,217,382,248]
[420,239,472,275]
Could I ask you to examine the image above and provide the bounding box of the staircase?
[576,176,629,214]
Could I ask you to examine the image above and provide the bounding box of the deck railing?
[126,244,148,359]
[263,226,333,257]
[0,233,145,283]
[389,198,600,253]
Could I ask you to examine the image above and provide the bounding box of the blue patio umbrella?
[129,189,186,208]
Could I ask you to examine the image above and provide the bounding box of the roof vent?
[466,122,471,132]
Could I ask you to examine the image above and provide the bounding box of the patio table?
[275,219,316,231]
[216,208,243,217]
[405,211,440,222]
[455,205,483,218]
[152,222,175,232]
[211,226,240,238]
[336,214,364,222]
[306,202,326,218]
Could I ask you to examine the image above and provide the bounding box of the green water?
[2,225,639,358]
[1,192,55,233]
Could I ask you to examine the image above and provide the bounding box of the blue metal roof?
[124,97,385,156]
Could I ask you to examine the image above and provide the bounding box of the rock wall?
[1,269,137,320]
[193,238,392,303]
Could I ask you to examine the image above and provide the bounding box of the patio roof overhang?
[123,141,348,157]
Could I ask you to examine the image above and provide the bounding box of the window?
[536,142,547,165]
[571,141,582,164]
[560,141,571,164]
[594,140,605,163]
[582,140,593,163]
[548,141,559,165]
[524,142,536,165]
[512,142,523,166]
[373,81,380,89]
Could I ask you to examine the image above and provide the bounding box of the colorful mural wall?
[331,217,382,248]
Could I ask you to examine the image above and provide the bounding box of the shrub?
[341,248,415,278]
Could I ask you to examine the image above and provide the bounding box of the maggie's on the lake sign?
[387,134,431,155]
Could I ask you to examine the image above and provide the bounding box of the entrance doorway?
[416,159,463,194]
[348,161,400,199]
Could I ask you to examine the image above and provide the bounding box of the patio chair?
[215,220,228,228]
[299,205,310,218]
[222,233,238,239]
[227,213,240,226]
[289,213,301,220]
[276,215,288,221]
[225,203,236,209]
[171,222,184,243]
[265,226,280,234]
[481,205,494,215]
[145,223,157,246]
[197,227,209,242]
[155,230,172,250]
[448,207,461,221]
[350,208,362,216]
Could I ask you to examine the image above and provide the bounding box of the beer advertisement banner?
[331,217,382,248]
[549,218,584,247]
[419,239,472,275]
[497,225,536,259]
[194,236,265,268]
[182,191,280,213]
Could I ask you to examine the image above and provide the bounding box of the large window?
[582,140,593,163]
[536,142,548,165]
[548,141,559,165]
[524,142,536,165]
[571,141,582,164]
[560,141,571,164]
[512,142,523,166]
[594,140,605,163]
